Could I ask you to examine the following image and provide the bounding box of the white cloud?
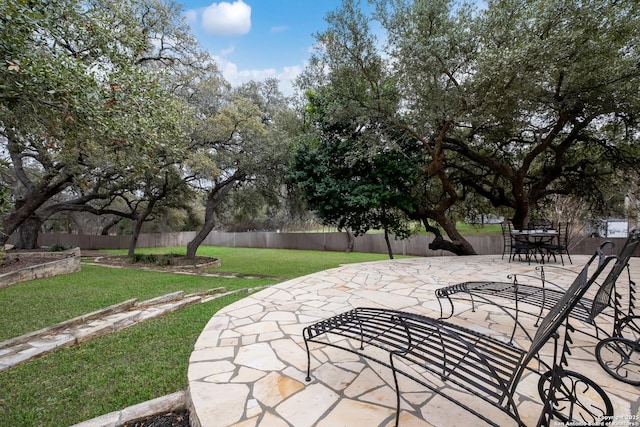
[202,1,251,36]
[213,55,302,96]
[270,25,288,33]
[219,45,235,56]
[184,9,197,26]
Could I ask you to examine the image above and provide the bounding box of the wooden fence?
[33,231,633,258]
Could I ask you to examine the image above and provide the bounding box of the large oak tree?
[184,78,292,259]
[0,0,206,248]
[292,0,640,255]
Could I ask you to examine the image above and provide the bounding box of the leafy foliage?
[291,0,640,254]
[184,79,293,257]
[290,89,419,239]
[0,0,199,247]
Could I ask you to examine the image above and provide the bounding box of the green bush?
[130,253,174,266]
[156,254,174,266]
[130,253,157,264]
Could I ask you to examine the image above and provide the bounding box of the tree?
[434,0,640,228]
[294,0,477,254]
[184,78,292,259]
[293,0,640,254]
[0,0,206,248]
[376,0,640,226]
[125,167,196,257]
[290,88,419,258]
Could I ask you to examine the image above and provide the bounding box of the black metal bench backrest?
[523,251,614,370]
[589,229,640,320]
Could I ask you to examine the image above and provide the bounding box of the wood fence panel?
[33,231,638,257]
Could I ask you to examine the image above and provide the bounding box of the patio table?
[511,229,557,263]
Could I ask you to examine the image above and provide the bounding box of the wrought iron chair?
[436,229,640,385]
[502,220,537,263]
[541,221,572,265]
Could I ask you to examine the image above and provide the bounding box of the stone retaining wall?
[0,247,81,289]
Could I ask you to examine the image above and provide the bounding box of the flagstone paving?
[188,255,640,427]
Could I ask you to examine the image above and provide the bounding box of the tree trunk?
[0,182,72,247]
[511,192,532,230]
[422,217,476,255]
[101,217,122,235]
[128,200,157,258]
[127,208,155,258]
[344,227,355,253]
[186,211,216,259]
[186,176,238,259]
[384,228,394,259]
[16,216,43,249]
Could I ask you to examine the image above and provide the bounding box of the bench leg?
[437,295,454,320]
[389,350,405,427]
[303,328,313,382]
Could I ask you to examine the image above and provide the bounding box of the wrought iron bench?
[303,253,615,427]
[435,229,640,385]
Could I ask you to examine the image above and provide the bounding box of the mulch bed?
[84,253,220,270]
[0,252,63,274]
[123,410,190,427]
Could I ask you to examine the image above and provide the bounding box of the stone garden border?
[0,247,81,289]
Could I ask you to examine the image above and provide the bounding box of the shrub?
[130,253,157,264]
[130,253,173,266]
[156,254,174,266]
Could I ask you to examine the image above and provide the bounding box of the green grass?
[0,265,273,342]
[105,245,402,278]
[453,222,501,235]
[0,294,245,426]
[0,246,402,426]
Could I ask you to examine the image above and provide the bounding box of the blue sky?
[179,0,347,95]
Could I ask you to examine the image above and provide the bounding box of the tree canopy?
[183,78,292,258]
[291,0,640,254]
[1,0,295,254]
[0,0,198,247]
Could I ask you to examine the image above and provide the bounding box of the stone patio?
[188,255,640,427]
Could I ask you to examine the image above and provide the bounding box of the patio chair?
[436,229,640,384]
[502,220,537,263]
[541,221,572,265]
[527,219,553,230]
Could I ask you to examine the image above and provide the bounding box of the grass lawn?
[104,245,404,278]
[0,246,406,426]
[453,222,501,235]
[0,265,273,342]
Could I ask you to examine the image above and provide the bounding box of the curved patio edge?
[188,255,640,427]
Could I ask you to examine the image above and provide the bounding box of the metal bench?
[435,229,640,385]
[303,252,615,427]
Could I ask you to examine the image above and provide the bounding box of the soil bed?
[84,253,220,271]
[123,410,190,427]
[0,252,66,275]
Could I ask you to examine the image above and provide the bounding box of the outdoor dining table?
[511,229,558,263]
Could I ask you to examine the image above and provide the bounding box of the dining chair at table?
[541,221,572,265]
[502,220,538,263]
